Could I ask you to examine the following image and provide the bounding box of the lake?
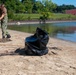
[8,21,76,42]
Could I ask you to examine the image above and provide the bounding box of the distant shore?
[8,20,76,25]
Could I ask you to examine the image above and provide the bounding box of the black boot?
[6,34,11,38]
[2,36,5,39]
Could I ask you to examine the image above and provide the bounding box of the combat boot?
[6,34,11,38]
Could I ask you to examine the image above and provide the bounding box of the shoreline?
[8,20,76,25]
[7,20,76,43]
[51,37,76,44]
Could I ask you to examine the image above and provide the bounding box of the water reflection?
[57,33,76,42]
[8,22,76,42]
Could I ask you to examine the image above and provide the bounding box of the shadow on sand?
[0,38,12,43]
[0,48,37,56]
[0,47,61,57]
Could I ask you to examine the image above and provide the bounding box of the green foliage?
[49,13,76,20]
[5,0,16,13]
[10,13,41,21]
[8,13,76,21]
[40,12,50,19]
[39,12,51,23]
[0,0,57,14]
[34,1,44,13]
[55,4,76,13]
[16,1,25,13]
[23,0,34,13]
[0,0,76,21]
[27,16,31,20]
[0,0,76,14]
[42,0,57,12]
[8,10,15,21]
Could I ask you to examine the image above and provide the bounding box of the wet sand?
[0,29,76,75]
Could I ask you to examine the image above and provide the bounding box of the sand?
[0,29,76,75]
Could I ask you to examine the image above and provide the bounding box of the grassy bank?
[8,13,76,22]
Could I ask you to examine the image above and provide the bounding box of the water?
[51,22,76,42]
[8,21,76,42]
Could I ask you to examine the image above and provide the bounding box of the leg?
[1,21,7,38]
[1,16,9,39]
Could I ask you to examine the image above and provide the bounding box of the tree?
[56,4,76,13]
[22,0,34,13]
[33,1,44,13]
[16,0,25,13]
[5,0,16,12]
[42,0,57,12]
[22,0,36,2]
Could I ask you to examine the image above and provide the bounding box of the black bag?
[25,27,49,56]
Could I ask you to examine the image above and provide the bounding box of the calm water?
[8,21,76,42]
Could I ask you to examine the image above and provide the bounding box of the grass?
[49,13,76,20]
[9,13,76,21]
[10,13,41,21]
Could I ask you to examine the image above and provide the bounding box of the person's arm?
[0,13,5,20]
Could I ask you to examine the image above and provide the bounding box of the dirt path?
[0,29,76,75]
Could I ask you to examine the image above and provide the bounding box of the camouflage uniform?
[1,14,8,38]
[0,4,10,39]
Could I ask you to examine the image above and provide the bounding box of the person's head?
[1,4,5,8]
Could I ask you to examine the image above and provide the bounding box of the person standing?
[0,4,11,39]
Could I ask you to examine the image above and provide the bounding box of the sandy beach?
[0,29,76,75]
